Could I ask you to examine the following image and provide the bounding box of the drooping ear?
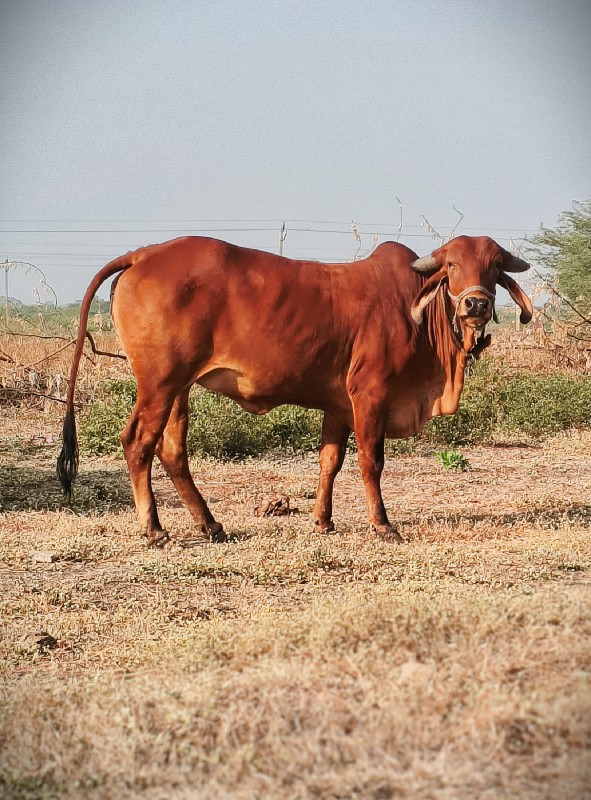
[501,249,531,273]
[411,269,448,324]
[497,272,533,324]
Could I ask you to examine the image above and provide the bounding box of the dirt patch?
[1,421,590,799]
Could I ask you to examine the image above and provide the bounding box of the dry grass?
[1,321,591,798]
[0,325,127,408]
[1,400,590,799]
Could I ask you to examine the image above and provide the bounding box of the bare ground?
[0,407,590,799]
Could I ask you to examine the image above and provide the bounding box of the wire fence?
[0,215,541,306]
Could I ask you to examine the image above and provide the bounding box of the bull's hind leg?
[120,391,176,547]
[313,414,350,532]
[155,388,225,545]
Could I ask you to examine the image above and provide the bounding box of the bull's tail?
[56,252,135,497]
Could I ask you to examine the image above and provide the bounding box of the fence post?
[278,222,287,256]
[3,260,9,325]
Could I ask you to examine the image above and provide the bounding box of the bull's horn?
[410,255,440,273]
[505,255,530,273]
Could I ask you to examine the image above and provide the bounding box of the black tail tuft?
[56,406,79,499]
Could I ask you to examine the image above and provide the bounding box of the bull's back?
[110,237,426,416]
[111,237,356,408]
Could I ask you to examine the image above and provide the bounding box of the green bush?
[78,382,321,458]
[422,361,591,445]
[499,372,591,436]
[186,391,321,458]
[77,365,591,458]
[78,379,137,456]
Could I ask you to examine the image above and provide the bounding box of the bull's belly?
[197,367,459,435]
[196,366,346,416]
[197,369,271,413]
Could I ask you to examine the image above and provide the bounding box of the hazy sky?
[1,0,590,304]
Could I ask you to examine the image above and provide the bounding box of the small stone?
[35,632,58,650]
[397,660,434,685]
[31,551,58,563]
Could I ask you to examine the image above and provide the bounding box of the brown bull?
[57,235,532,546]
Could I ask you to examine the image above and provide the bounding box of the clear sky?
[1,0,590,304]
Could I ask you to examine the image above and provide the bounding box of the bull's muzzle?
[449,285,496,325]
[448,285,496,352]
[463,295,490,320]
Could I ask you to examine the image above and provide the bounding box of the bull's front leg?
[351,393,403,543]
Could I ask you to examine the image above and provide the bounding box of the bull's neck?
[425,290,468,416]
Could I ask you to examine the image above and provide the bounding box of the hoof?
[313,519,335,534]
[208,522,226,543]
[146,530,171,548]
[177,522,227,548]
[371,524,404,544]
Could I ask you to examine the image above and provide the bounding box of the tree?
[527,199,591,310]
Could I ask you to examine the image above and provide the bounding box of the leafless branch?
[395,196,403,242]
[85,331,126,360]
[531,266,591,326]
[2,260,58,307]
[0,387,84,407]
[349,222,362,261]
[420,215,444,244]
[16,340,75,370]
[448,206,464,240]
[0,329,73,342]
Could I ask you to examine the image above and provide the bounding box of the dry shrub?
[0,321,129,411]
[490,308,591,375]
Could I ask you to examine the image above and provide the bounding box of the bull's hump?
[371,241,418,265]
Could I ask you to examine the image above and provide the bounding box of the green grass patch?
[434,450,470,471]
[424,361,591,445]
[78,380,322,458]
[186,391,321,458]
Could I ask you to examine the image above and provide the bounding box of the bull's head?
[410,235,533,352]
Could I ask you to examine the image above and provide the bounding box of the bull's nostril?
[465,297,489,317]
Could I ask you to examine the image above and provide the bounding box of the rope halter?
[446,284,498,333]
